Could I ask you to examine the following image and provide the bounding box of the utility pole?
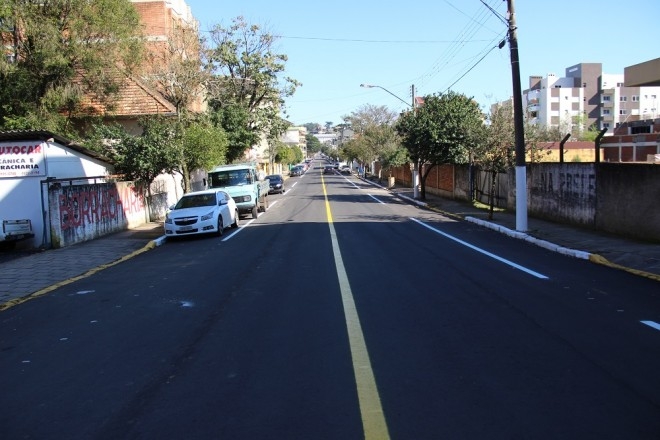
[507,0,527,232]
[411,84,419,199]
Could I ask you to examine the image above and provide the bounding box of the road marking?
[641,320,660,331]
[322,174,391,440]
[222,200,279,242]
[411,217,549,280]
[367,194,386,204]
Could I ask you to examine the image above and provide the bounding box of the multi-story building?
[522,62,660,136]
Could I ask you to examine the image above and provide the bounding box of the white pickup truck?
[1,219,34,249]
[206,164,270,219]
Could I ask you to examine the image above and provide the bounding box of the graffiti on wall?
[536,171,596,202]
[58,184,144,230]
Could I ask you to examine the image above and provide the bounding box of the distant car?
[164,189,238,238]
[333,162,340,169]
[290,166,303,177]
[266,174,284,194]
[340,165,351,175]
[323,165,335,175]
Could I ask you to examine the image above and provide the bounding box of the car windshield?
[175,194,216,209]
[208,170,252,187]
[266,175,281,182]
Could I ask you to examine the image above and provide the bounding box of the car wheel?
[231,209,239,228]
[216,215,224,236]
[252,205,258,219]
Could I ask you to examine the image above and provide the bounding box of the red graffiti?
[58,184,144,230]
[0,144,42,155]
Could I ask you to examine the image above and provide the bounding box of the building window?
[602,95,611,102]
[617,82,624,87]
[632,95,639,102]
[620,96,627,102]
[619,109,627,115]
[603,109,610,115]
[603,123,610,129]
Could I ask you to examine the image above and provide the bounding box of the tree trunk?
[488,169,497,220]
[181,162,191,194]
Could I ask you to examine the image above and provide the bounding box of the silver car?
[164,189,239,238]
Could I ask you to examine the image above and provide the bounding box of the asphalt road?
[2,160,660,439]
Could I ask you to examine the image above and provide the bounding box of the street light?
[360,83,413,108]
[360,83,419,198]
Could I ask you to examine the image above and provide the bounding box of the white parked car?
[164,189,239,238]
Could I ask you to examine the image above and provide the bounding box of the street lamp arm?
[360,83,412,108]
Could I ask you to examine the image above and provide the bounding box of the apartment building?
[522,62,660,136]
[523,63,599,135]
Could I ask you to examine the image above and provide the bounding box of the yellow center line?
[321,174,390,440]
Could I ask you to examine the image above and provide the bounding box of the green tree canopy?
[0,0,145,135]
[396,91,484,199]
[342,104,400,169]
[305,133,323,154]
[204,16,299,161]
[86,117,180,189]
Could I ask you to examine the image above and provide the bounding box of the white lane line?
[411,217,549,280]
[367,194,386,204]
[641,320,660,331]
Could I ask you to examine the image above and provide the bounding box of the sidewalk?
[2,180,659,312]
[0,223,167,311]
[383,183,660,282]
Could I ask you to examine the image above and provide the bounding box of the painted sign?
[0,142,46,177]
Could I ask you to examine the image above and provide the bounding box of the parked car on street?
[266,174,285,194]
[290,166,303,177]
[340,165,351,175]
[164,189,238,238]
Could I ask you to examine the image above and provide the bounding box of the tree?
[86,117,181,194]
[210,104,259,163]
[303,123,320,133]
[0,0,145,135]
[141,19,206,116]
[265,115,290,170]
[305,133,323,154]
[342,104,399,174]
[396,91,483,200]
[477,102,513,219]
[139,16,221,194]
[205,16,300,160]
[179,119,228,189]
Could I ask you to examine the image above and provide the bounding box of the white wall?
[0,139,114,249]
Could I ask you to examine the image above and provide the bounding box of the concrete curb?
[465,216,591,260]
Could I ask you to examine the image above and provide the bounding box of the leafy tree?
[342,104,399,174]
[211,103,259,163]
[86,117,180,193]
[0,0,144,134]
[265,115,291,170]
[476,102,512,219]
[396,91,483,200]
[380,145,409,180]
[303,123,320,133]
[290,145,304,165]
[179,119,228,190]
[205,16,300,160]
[305,133,323,154]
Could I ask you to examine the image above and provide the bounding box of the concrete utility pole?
[411,84,419,199]
[507,0,527,232]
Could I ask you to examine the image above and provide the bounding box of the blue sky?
[185,0,660,126]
